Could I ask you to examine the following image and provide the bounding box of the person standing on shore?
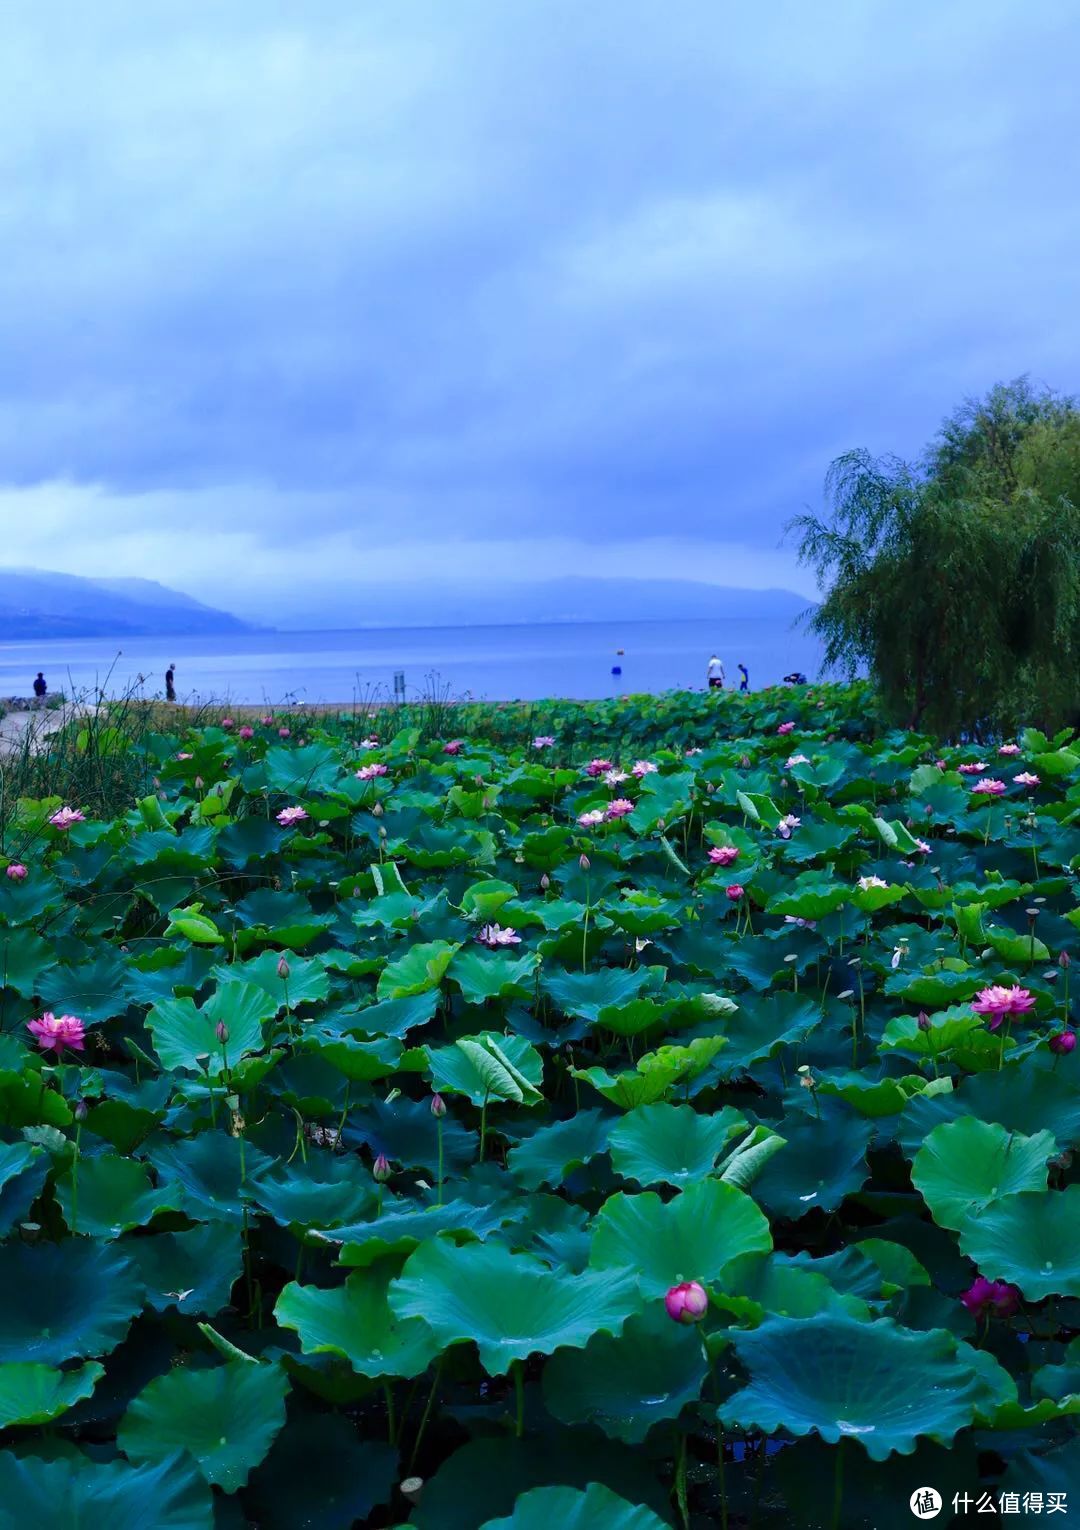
[706,654,725,690]
[32,672,47,706]
[738,662,749,692]
[165,665,176,702]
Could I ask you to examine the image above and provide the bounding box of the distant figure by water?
[165,664,176,702]
[32,672,47,705]
[738,662,749,692]
[706,654,725,689]
[783,671,808,685]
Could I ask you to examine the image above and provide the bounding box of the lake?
[0,618,825,705]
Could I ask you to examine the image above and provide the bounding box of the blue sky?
[1,2,1077,623]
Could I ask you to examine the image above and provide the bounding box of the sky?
[1,1,1078,625]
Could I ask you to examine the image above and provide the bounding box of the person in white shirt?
[706,655,725,690]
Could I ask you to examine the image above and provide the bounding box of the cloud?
[0,2,1077,617]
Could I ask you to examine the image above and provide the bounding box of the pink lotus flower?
[49,807,85,831]
[220,718,234,730]
[443,740,463,755]
[5,864,27,881]
[784,915,817,930]
[785,753,810,767]
[632,760,657,778]
[356,763,388,780]
[176,752,193,761]
[28,1012,85,1054]
[685,747,703,757]
[477,923,522,948]
[857,875,889,891]
[708,845,740,866]
[777,721,795,735]
[913,838,931,854]
[1014,772,1040,788]
[238,725,254,740]
[358,736,379,750]
[1050,1030,1076,1056]
[664,1281,708,1324]
[606,799,634,819]
[603,769,630,786]
[935,759,947,770]
[577,809,606,827]
[998,743,1021,756]
[278,726,291,738]
[533,736,556,749]
[972,983,1036,1031]
[777,814,801,839]
[586,758,613,778]
[971,778,1006,796]
[958,762,988,775]
[276,806,308,827]
[960,1276,1020,1319]
[725,883,745,901]
[261,715,274,726]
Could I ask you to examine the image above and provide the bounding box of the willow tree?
[788,380,1080,737]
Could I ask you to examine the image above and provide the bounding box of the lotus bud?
[430,1093,447,1118]
[664,1280,708,1325]
[579,854,590,871]
[215,1021,229,1044]
[194,776,204,790]
[1050,1030,1076,1056]
[73,1099,88,1122]
[277,955,290,980]
[917,1010,931,1032]
[540,873,550,890]
[373,802,384,816]
[379,826,388,839]
[373,1153,392,1183]
[1060,952,1072,970]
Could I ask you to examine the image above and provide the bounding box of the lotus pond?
[1,683,1079,1528]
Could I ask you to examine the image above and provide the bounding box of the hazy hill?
[271,577,814,630]
[0,569,250,638]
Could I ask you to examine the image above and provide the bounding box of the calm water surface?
[0,619,824,705]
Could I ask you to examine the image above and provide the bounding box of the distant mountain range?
[271,578,814,630]
[0,569,251,638]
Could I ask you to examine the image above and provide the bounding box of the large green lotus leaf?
[328,991,438,1040]
[119,1361,289,1491]
[0,1360,104,1426]
[146,980,275,1075]
[816,1073,917,1118]
[571,1060,683,1111]
[0,1451,213,1530]
[595,998,678,1039]
[276,1267,441,1379]
[148,1132,275,1223]
[127,1223,244,1315]
[0,1241,142,1363]
[541,1305,707,1442]
[38,952,134,1022]
[542,965,667,1022]
[508,1110,611,1190]
[250,741,342,794]
[376,939,460,999]
[720,1314,984,1461]
[344,1094,478,1176]
[884,968,981,1008]
[56,1154,182,1238]
[912,1117,1055,1232]
[390,1238,640,1375]
[959,1186,1080,1300]
[718,992,822,1069]
[302,1033,402,1082]
[252,1155,374,1229]
[451,949,539,1002]
[0,1142,48,1237]
[428,1032,544,1105]
[589,1179,772,1295]
[879,1005,985,1060]
[212,949,329,1010]
[630,771,696,833]
[411,1434,673,1530]
[767,874,849,921]
[712,1252,869,1326]
[985,924,1051,964]
[459,879,518,919]
[753,1113,874,1220]
[607,1103,747,1187]
[900,1058,1080,1157]
[0,931,64,997]
[244,1413,398,1530]
[327,1199,508,1267]
[480,1483,669,1530]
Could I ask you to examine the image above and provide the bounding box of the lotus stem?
[674,1429,689,1529]
[408,1357,444,1472]
[831,1438,845,1530]
[436,1115,444,1207]
[479,1092,488,1161]
[513,1359,525,1440]
[384,1381,397,1446]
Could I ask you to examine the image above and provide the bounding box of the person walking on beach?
[32,672,47,706]
[165,664,176,702]
[706,654,725,690]
[737,662,749,692]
